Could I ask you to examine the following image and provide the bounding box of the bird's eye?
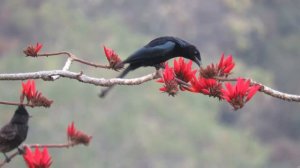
[194,51,198,55]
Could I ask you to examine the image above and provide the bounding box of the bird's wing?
[123,41,176,64]
[0,124,17,141]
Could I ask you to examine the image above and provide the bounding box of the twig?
[36,52,110,68]
[0,101,33,107]
[51,57,73,80]
[0,142,78,168]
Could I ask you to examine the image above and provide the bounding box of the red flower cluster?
[156,55,260,110]
[200,53,235,78]
[67,122,92,146]
[21,80,53,107]
[173,58,197,90]
[103,46,123,70]
[222,78,261,110]
[189,76,223,99]
[157,64,179,96]
[23,146,52,168]
[23,43,43,57]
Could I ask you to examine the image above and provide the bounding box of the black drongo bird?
[0,105,29,162]
[99,36,202,98]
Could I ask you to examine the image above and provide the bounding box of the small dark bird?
[0,105,29,162]
[99,36,202,98]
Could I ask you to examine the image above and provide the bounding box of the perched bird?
[99,36,201,98]
[0,105,29,162]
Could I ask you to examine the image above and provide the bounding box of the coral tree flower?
[23,43,43,57]
[157,64,179,96]
[67,122,92,146]
[200,53,235,78]
[217,53,235,77]
[21,80,53,107]
[23,146,52,168]
[21,80,37,102]
[173,57,197,90]
[103,46,123,70]
[222,78,261,110]
[189,76,223,99]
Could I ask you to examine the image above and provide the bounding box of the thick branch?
[0,70,299,102]
[0,70,159,87]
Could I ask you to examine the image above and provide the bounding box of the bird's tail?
[99,66,132,98]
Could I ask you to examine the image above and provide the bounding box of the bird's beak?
[194,57,201,67]
[29,115,33,118]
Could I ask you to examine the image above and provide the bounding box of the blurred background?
[0,0,300,167]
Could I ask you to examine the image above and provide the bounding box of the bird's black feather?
[99,36,201,98]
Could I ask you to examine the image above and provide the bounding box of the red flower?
[67,122,92,146]
[222,78,261,110]
[103,46,123,70]
[20,80,53,107]
[23,43,43,57]
[200,64,218,79]
[157,64,179,96]
[217,53,235,77]
[200,53,235,78]
[23,146,52,168]
[173,57,197,90]
[21,80,37,103]
[189,76,223,99]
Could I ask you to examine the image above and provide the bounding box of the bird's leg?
[154,63,165,70]
[17,147,24,154]
[3,153,10,163]
[174,78,191,87]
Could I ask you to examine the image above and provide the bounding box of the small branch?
[215,77,300,102]
[23,141,78,149]
[51,57,74,80]
[36,52,110,68]
[0,101,33,107]
[0,142,78,168]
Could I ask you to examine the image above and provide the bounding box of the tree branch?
[0,70,299,102]
[0,70,159,87]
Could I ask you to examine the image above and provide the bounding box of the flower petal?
[246,85,261,102]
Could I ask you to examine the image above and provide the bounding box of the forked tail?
[99,66,132,98]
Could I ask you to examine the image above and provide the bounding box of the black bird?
[0,105,29,162]
[99,36,202,98]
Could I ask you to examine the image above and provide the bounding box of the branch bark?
[0,70,159,87]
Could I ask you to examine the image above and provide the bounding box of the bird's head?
[11,105,30,124]
[184,45,201,67]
